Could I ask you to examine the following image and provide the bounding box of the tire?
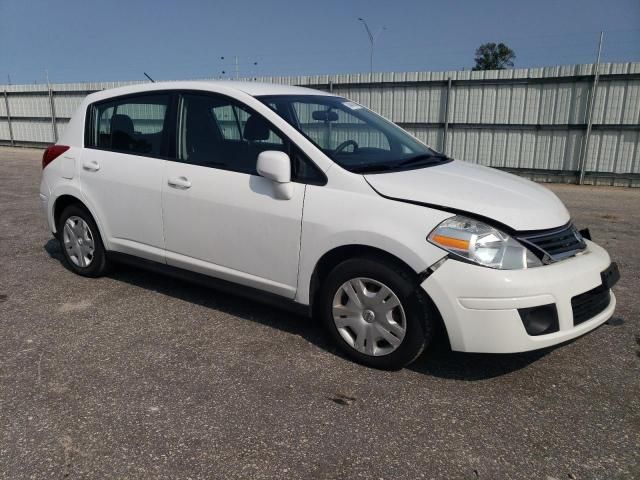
[57,204,109,277]
[319,256,434,370]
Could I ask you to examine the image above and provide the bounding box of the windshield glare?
[257,95,445,173]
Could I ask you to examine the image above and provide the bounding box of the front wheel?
[319,257,435,370]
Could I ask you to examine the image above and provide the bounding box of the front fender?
[296,184,452,305]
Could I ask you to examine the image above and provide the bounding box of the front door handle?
[82,160,100,172]
[167,176,192,190]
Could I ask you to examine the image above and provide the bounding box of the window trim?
[174,90,327,186]
[84,89,328,186]
[84,90,176,161]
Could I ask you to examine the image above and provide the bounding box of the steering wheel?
[334,140,359,154]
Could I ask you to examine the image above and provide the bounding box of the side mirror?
[256,150,293,200]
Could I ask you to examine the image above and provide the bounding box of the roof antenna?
[143,72,155,83]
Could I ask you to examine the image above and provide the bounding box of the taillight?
[42,145,70,169]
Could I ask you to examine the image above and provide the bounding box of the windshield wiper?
[350,153,450,174]
[349,163,397,173]
[395,153,450,168]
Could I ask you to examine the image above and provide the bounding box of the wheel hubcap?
[62,216,95,268]
[332,277,407,357]
[362,309,376,323]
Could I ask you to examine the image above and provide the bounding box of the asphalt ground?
[1,147,639,479]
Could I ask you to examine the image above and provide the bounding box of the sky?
[1,0,639,85]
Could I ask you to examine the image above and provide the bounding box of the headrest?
[111,114,134,136]
[244,115,270,141]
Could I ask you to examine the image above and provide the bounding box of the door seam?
[294,185,308,300]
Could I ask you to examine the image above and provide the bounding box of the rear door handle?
[167,176,192,189]
[82,160,100,172]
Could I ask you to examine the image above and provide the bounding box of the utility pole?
[45,69,57,142]
[357,17,386,76]
[578,31,604,185]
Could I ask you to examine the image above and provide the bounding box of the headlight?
[427,215,542,270]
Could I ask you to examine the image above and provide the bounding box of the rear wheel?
[57,204,109,277]
[319,257,434,369]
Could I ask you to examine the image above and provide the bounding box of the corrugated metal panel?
[504,131,522,168]
[569,131,584,171]
[53,94,86,119]
[8,94,51,117]
[11,119,55,143]
[616,131,638,173]
[0,120,10,139]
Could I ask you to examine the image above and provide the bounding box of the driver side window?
[177,93,285,174]
[291,101,390,152]
[177,93,326,184]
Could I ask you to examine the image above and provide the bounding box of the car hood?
[364,160,570,231]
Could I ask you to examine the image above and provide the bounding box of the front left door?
[161,92,305,298]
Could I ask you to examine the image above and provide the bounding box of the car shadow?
[45,237,75,273]
[44,238,550,381]
[44,238,332,348]
[409,341,551,380]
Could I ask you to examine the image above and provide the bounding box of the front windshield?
[257,95,449,173]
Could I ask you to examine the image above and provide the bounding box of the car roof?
[84,80,334,103]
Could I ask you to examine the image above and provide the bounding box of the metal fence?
[2,62,640,186]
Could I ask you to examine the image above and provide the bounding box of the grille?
[517,223,586,263]
[571,284,611,326]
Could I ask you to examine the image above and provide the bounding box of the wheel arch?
[306,244,449,345]
[51,194,109,249]
[308,245,420,313]
[53,194,84,231]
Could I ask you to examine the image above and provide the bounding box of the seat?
[185,105,221,166]
[242,115,285,174]
[244,114,270,142]
[111,114,135,151]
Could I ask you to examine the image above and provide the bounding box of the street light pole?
[579,31,604,185]
[357,17,386,76]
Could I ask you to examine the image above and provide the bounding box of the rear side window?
[88,94,170,157]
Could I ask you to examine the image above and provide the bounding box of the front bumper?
[421,240,616,353]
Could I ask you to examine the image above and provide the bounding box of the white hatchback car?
[40,81,619,369]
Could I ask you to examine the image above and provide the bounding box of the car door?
[161,92,306,298]
[81,93,171,263]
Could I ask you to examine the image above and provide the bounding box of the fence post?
[48,86,58,143]
[578,31,604,185]
[442,77,452,154]
[3,89,15,146]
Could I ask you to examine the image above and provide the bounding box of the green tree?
[472,42,516,71]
